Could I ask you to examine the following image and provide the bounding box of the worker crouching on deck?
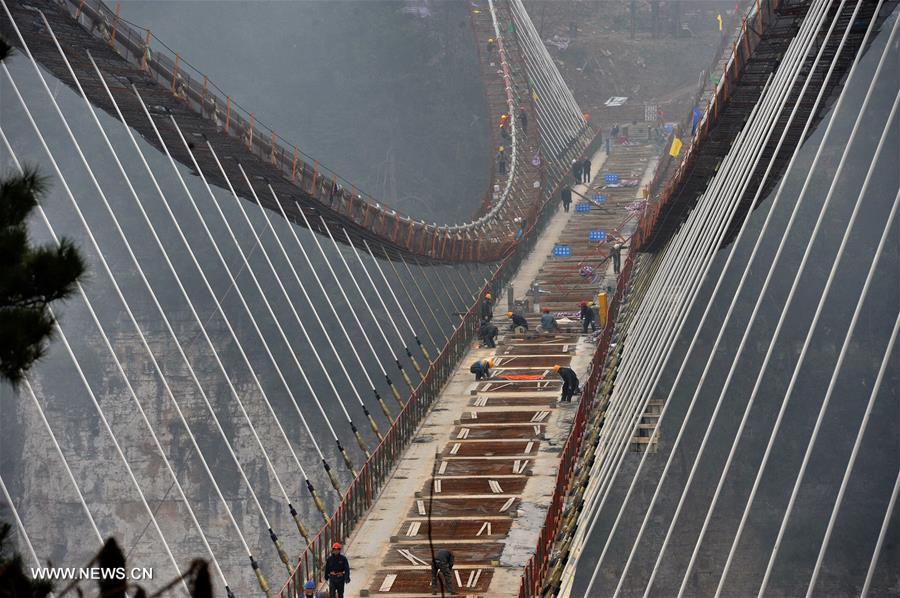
[470,358,494,381]
[507,311,528,333]
[580,300,597,333]
[325,543,350,598]
[431,549,457,595]
[479,319,499,348]
[540,308,558,333]
[553,364,580,403]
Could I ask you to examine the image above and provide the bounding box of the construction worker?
[571,159,581,184]
[497,146,507,175]
[540,308,558,333]
[487,37,496,58]
[561,185,572,213]
[580,300,596,333]
[479,319,499,348]
[582,157,592,184]
[611,243,622,274]
[507,311,529,333]
[470,358,493,381]
[518,106,528,135]
[553,364,579,403]
[431,549,457,595]
[303,580,317,597]
[325,542,350,598]
[481,293,494,321]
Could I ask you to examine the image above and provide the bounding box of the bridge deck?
[342,140,659,596]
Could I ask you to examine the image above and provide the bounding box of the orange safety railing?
[635,0,782,253]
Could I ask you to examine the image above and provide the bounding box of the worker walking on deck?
[325,543,350,598]
[580,300,596,333]
[571,159,582,184]
[561,185,572,212]
[480,319,499,348]
[518,106,528,135]
[481,293,494,321]
[507,311,529,333]
[582,158,592,184]
[553,364,580,403]
[498,146,507,175]
[470,358,493,381]
[431,549,457,595]
[540,308,558,333]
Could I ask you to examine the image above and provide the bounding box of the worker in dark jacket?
[507,311,529,332]
[553,365,579,403]
[480,293,494,321]
[580,300,596,333]
[582,158,592,183]
[479,320,499,348]
[325,542,350,598]
[470,358,493,381]
[561,185,572,212]
[518,106,528,135]
[431,549,457,595]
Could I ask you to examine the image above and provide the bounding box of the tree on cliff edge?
[0,35,86,385]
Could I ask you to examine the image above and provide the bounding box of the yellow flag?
[532,89,539,102]
[717,14,723,31]
[669,137,683,157]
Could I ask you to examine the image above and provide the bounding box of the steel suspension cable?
[0,473,47,586]
[2,133,232,592]
[0,22,285,582]
[161,118,362,473]
[412,256,461,328]
[289,206,406,413]
[317,219,414,402]
[380,247,441,351]
[0,113,267,593]
[81,53,333,522]
[807,319,900,596]
[628,2,866,593]
[363,239,432,365]
[345,229,425,383]
[30,24,307,569]
[861,467,900,597]
[757,106,899,598]
[716,16,898,595]
[235,168,385,441]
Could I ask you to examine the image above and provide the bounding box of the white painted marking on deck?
[406,521,421,536]
[434,479,442,493]
[500,497,515,512]
[457,428,470,439]
[489,480,503,493]
[533,425,542,435]
[455,570,463,588]
[379,574,397,592]
[481,383,493,392]
[438,461,447,475]
[531,411,550,422]
[470,411,478,419]
[516,460,529,474]
[525,441,534,454]
[476,521,492,536]
[474,396,488,407]
[417,500,426,515]
[513,460,521,474]
[472,568,483,587]
[450,443,461,455]
[466,570,476,588]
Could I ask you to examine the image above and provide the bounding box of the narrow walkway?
[345,141,657,597]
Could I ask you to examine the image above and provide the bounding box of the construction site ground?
[344,138,659,597]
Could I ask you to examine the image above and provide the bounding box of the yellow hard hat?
[507,311,514,318]
[489,37,495,42]
[485,293,492,299]
[486,359,494,368]
[552,364,561,372]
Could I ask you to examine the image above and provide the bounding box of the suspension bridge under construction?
[0,0,897,596]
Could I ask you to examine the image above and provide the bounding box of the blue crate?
[593,194,607,204]
[553,244,572,257]
[604,174,620,185]
[575,202,591,213]
[589,230,606,242]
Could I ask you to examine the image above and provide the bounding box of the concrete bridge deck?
[342,140,660,597]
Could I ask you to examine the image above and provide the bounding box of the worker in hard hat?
[553,364,580,403]
[470,358,494,381]
[580,300,596,333]
[303,580,317,597]
[518,106,528,135]
[507,311,528,333]
[431,548,457,595]
[479,319,499,348]
[325,542,350,598]
[540,308,558,333]
[487,37,496,57]
[481,293,494,321]
[497,145,507,175]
